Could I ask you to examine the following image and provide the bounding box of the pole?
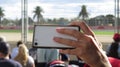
[117,0,119,33]
[114,0,120,33]
[21,0,28,44]
[21,0,24,42]
[114,0,117,33]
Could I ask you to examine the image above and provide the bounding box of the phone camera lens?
[35,42,38,45]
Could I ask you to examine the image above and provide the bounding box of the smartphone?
[32,25,80,49]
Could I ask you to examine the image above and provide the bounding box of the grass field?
[0,29,115,35]
[0,29,33,33]
[93,30,114,35]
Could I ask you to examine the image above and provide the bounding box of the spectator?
[69,56,85,67]
[107,33,120,59]
[36,48,59,67]
[84,57,120,67]
[0,36,6,42]
[47,60,79,67]
[108,57,120,67]
[53,21,111,67]
[11,40,23,59]
[59,52,70,65]
[29,47,37,63]
[84,33,120,67]
[14,44,35,67]
[46,60,67,67]
[0,41,22,67]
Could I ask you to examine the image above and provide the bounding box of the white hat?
[0,36,6,42]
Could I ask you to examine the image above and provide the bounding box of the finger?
[53,37,80,48]
[59,49,71,54]
[60,48,81,56]
[56,28,85,40]
[70,21,95,37]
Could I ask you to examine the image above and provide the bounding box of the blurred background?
[0,0,119,52]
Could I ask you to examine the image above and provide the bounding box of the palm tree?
[78,5,89,20]
[33,6,44,24]
[0,7,4,26]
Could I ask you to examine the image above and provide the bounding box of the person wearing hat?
[107,33,120,59]
[46,60,67,67]
[0,41,22,67]
[0,36,6,42]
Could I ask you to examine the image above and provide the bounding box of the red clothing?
[108,57,120,67]
[84,57,120,67]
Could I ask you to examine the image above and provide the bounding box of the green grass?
[0,29,33,33]
[0,29,115,35]
[93,30,114,35]
[0,29,21,33]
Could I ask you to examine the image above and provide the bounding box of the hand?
[53,21,111,67]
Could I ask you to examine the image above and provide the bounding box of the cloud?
[0,0,115,19]
[0,0,18,5]
[28,1,81,19]
[87,1,114,17]
[0,1,21,19]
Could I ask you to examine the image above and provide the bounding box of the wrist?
[89,51,112,67]
[78,50,112,67]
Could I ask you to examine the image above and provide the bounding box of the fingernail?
[53,37,58,41]
[56,27,62,32]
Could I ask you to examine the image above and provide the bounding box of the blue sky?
[0,0,115,19]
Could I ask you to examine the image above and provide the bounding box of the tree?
[2,18,10,25]
[33,6,44,24]
[105,14,115,25]
[28,17,34,25]
[78,5,89,20]
[0,7,4,26]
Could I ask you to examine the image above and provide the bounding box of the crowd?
[1,21,120,67]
